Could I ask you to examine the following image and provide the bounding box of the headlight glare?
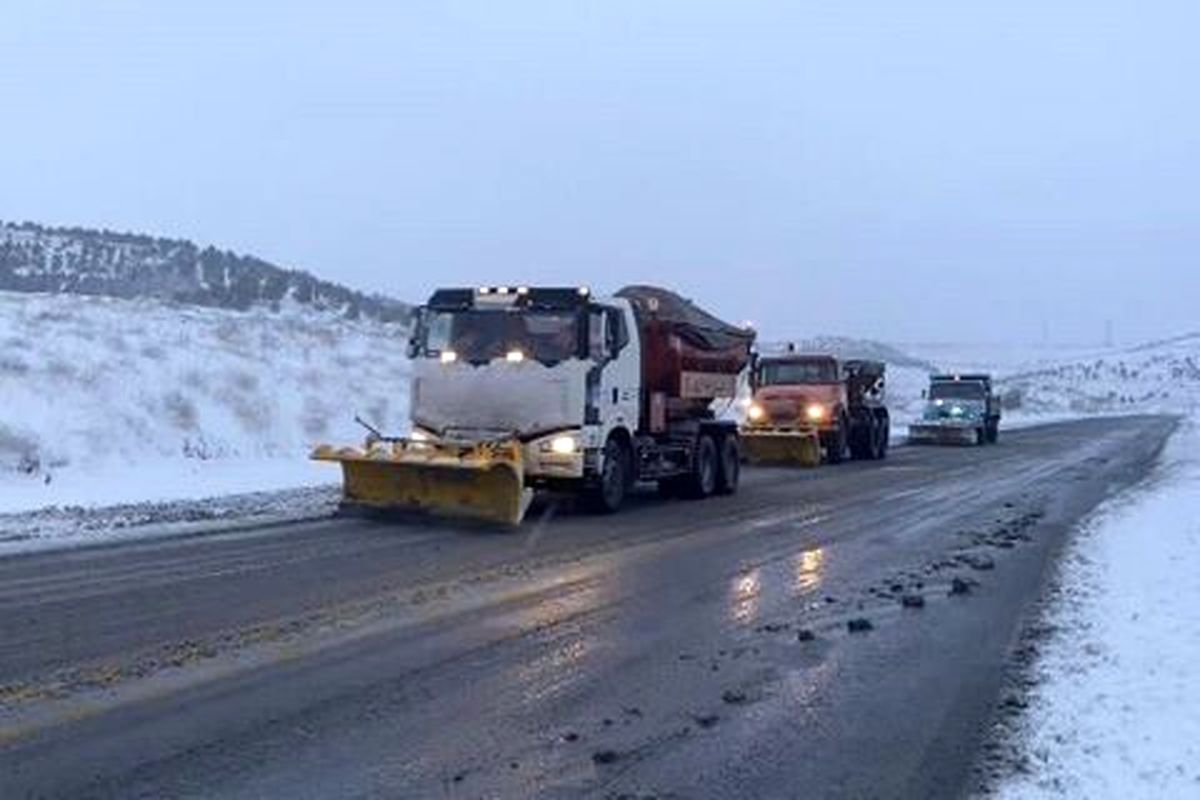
[549,435,578,455]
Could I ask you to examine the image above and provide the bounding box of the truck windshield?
[929,382,986,400]
[758,360,839,385]
[418,309,581,365]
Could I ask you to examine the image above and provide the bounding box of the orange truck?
[741,352,890,466]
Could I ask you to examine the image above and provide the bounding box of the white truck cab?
[406,285,751,514]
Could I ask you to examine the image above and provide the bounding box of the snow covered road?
[0,416,1175,799]
[988,418,1200,798]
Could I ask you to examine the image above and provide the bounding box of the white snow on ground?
[0,290,409,514]
[992,418,1200,799]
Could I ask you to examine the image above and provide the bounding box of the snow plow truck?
[741,351,890,466]
[312,285,755,525]
[908,374,1001,445]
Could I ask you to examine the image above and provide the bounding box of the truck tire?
[878,419,890,459]
[682,434,718,499]
[716,435,740,495]
[866,420,883,460]
[825,418,848,464]
[986,420,999,444]
[974,427,986,446]
[849,424,870,461]
[585,439,627,514]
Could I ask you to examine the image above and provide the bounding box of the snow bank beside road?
[0,291,409,514]
[992,418,1200,799]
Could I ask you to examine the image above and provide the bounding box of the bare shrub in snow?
[0,425,40,473]
[34,307,74,324]
[44,358,77,380]
[300,396,330,438]
[215,319,245,346]
[229,370,259,393]
[162,391,199,430]
[217,385,271,433]
[0,354,30,376]
[140,343,166,361]
[182,370,209,392]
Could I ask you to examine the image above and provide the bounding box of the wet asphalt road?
[0,416,1176,799]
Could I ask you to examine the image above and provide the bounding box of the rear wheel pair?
[590,433,741,514]
[849,419,889,461]
[659,433,739,501]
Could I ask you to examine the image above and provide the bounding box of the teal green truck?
[908,374,1001,446]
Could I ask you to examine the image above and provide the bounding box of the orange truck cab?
[746,354,890,463]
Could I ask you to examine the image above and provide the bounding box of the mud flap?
[740,429,822,467]
[312,440,533,526]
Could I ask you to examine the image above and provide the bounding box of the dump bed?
[616,285,754,423]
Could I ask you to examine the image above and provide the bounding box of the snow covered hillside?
[0,290,409,511]
[1,221,410,323]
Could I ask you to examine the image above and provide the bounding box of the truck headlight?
[548,434,579,455]
[950,406,964,417]
[747,403,765,422]
[805,404,828,421]
[439,350,458,364]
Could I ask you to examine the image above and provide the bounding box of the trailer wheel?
[585,439,627,514]
[716,435,740,495]
[683,434,718,498]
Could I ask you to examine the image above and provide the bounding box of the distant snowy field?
[0,291,409,514]
[990,418,1200,799]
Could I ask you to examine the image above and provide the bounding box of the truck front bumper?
[908,421,979,445]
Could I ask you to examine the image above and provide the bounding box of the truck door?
[588,306,639,435]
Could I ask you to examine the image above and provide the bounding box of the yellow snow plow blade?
[740,427,822,467]
[311,439,533,526]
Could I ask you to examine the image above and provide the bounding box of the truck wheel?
[683,434,718,499]
[716,435,740,495]
[849,426,869,461]
[826,420,848,464]
[974,427,986,446]
[986,422,999,444]
[878,420,890,459]
[586,439,627,514]
[867,422,883,460]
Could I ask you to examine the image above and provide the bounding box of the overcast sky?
[2,1,1197,344]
